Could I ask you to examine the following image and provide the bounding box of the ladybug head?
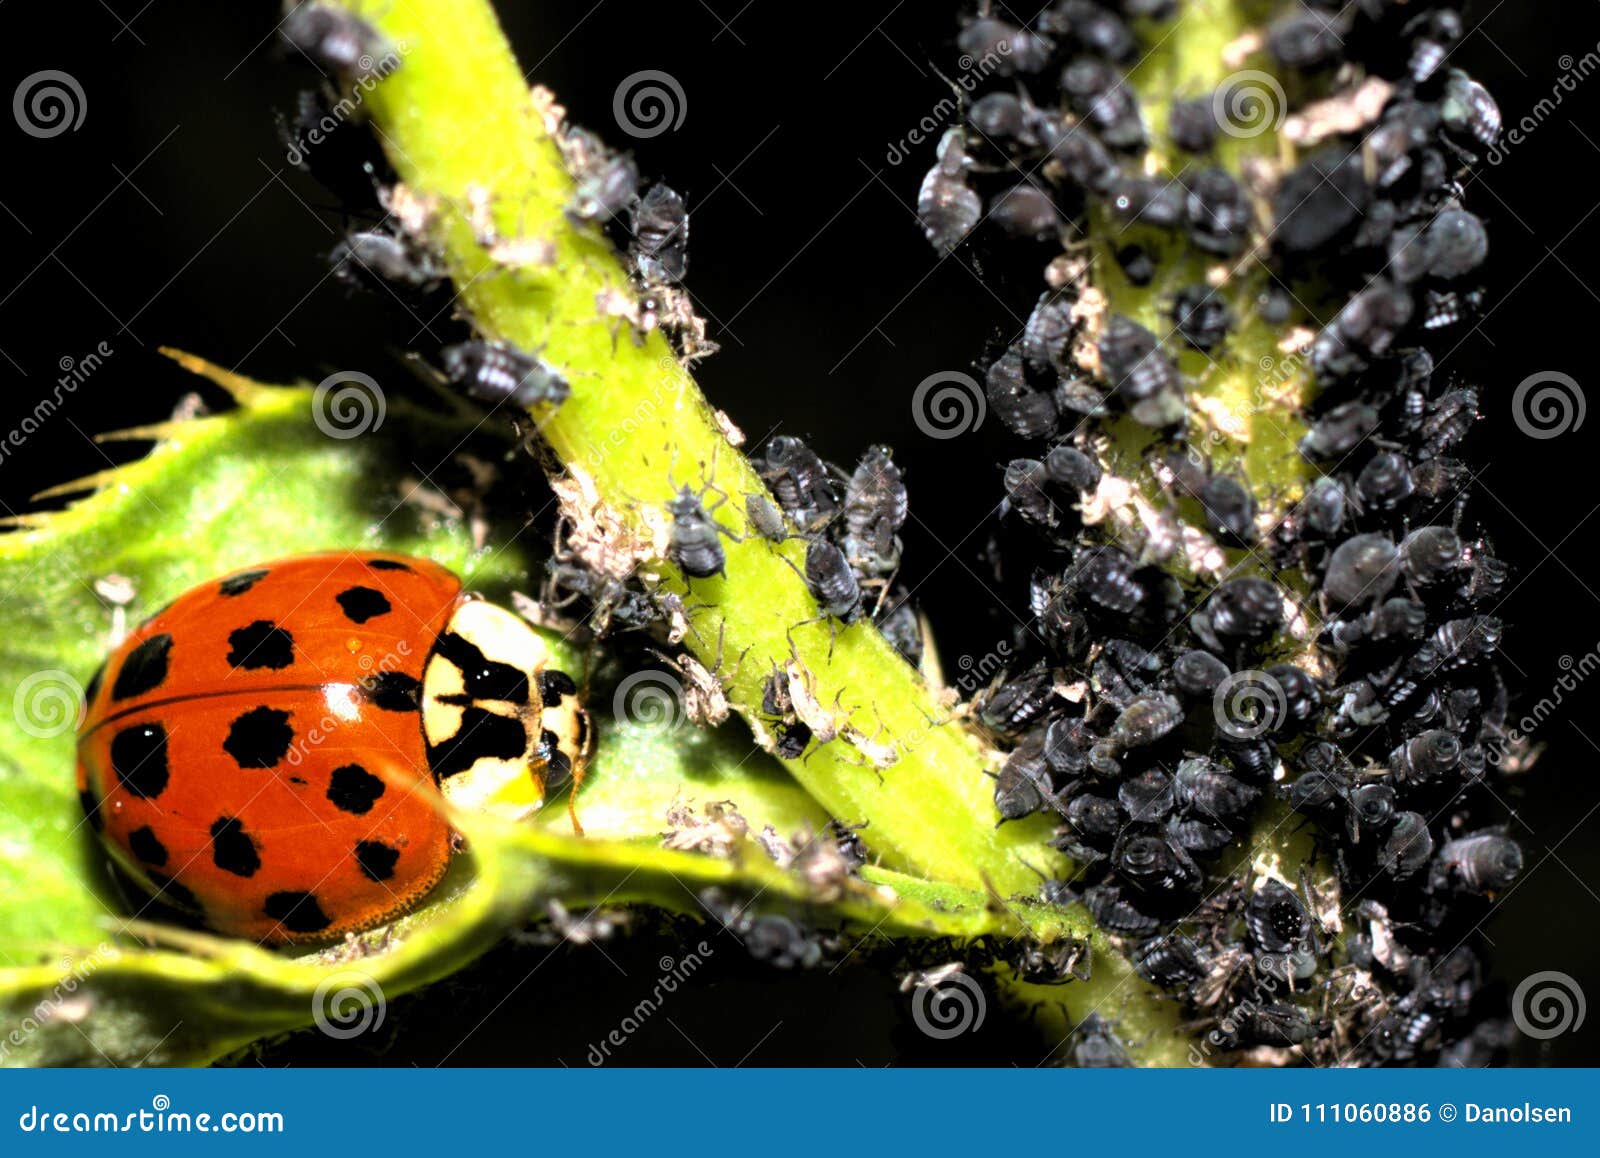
[421,598,587,822]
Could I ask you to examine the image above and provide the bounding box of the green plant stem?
[333,0,1054,899]
[324,0,1206,1064]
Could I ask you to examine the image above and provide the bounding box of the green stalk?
[330,0,1058,897]
[316,0,1243,1065]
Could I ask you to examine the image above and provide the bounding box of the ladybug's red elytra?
[76,552,591,945]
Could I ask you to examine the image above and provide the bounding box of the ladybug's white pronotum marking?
[422,598,588,820]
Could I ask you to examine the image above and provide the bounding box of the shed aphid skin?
[922,0,1520,1064]
[331,228,444,291]
[560,125,639,226]
[77,554,591,944]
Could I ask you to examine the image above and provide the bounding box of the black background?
[1,1,1596,1065]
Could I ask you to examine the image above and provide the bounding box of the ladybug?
[75,553,591,945]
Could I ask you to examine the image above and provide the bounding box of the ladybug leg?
[565,759,586,837]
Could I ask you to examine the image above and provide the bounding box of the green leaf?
[0,354,842,1066]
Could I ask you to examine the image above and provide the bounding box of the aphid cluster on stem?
[754,435,923,668]
[923,0,1520,1066]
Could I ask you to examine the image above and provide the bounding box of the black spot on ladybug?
[264,890,332,935]
[127,825,168,867]
[538,669,577,706]
[428,708,527,778]
[111,633,173,701]
[83,662,106,708]
[366,559,413,572]
[336,586,392,624]
[78,786,103,832]
[326,763,386,814]
[355,839,399,882]
[362,671,421,711]
[538,728,573,784]
[110,723,169,799]
[432,633,528,702]
[210,816,261,878]
[147,871,201,913]
[226,620,295,671]
[223,706,294,769]
[219,569,269,597]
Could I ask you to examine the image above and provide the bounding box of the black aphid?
[1379,812,1435,880]
[1096,315,1184,427]
[918,130,981,254]
[987,350,1059,439]
[1267,4,1348,70]
[1322,534,1399,608]
[1173,756,1258,821]
[761,435,838,531]
[1167,97,1216,152]
[1432,832,1523,895]
[1246,880,1310,954]
[1134,933,1207,987]
[803,538,862,624]
[281,3,392,80]
[1170,285,1233,352]
[745,494,790,543]
[1045,445,1101,493]
[1199,473,1256,544]
[1061,58,1144,149]
[441,341,571,409]
[1173,649,1229,697]
[1389,729,1462,784]
[842,446,908,578]
[631,183,689,282]
[666,485,735,580]
[330,230,443,290]
[979,667,1056,737]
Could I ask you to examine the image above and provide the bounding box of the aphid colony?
[288,3,712,407]
[924,1,1520,1066]
[276,6,923,773]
